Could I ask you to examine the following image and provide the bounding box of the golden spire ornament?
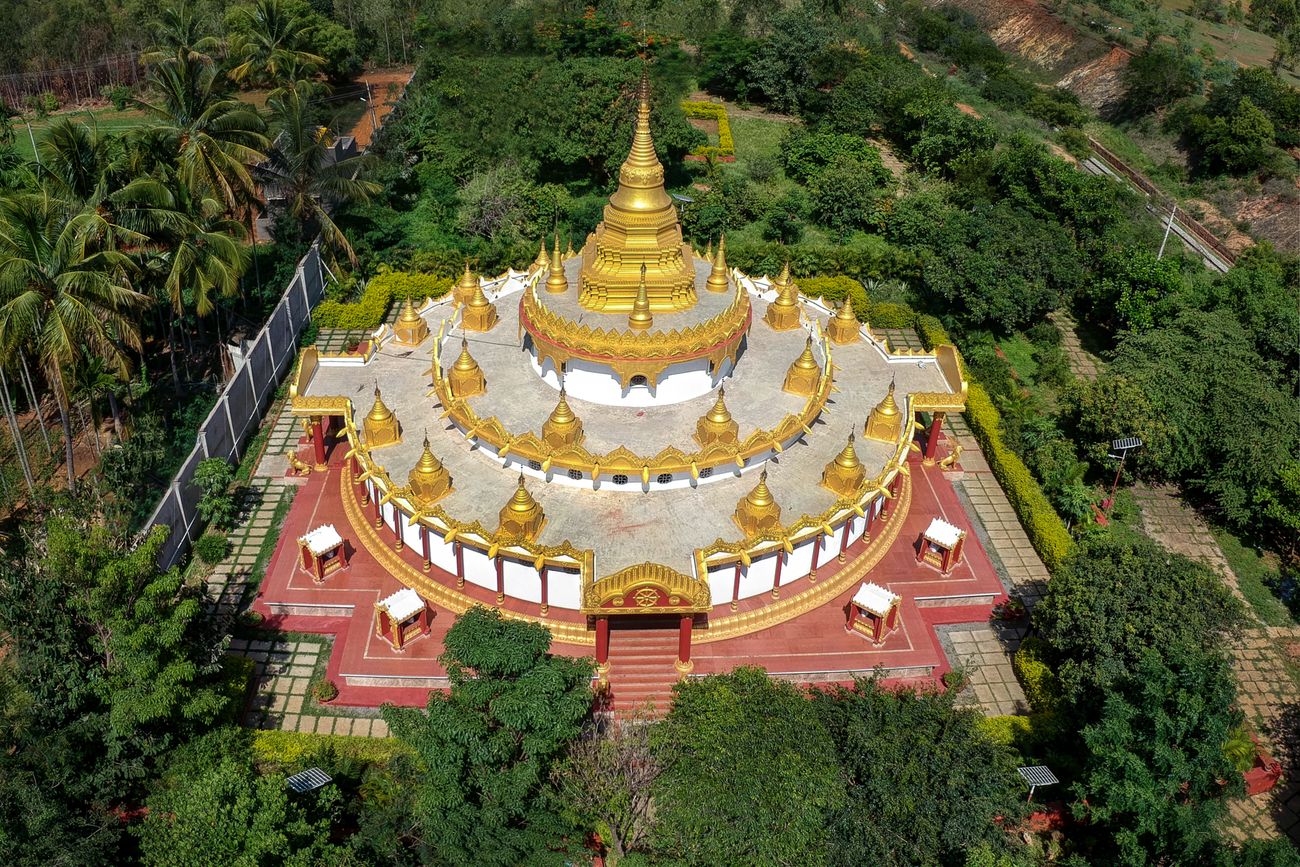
[628,264,654,332]
[783,335,822,396]
[695,385,739,446]
[408,433,453,505]
[533,239,550,271]
[364,385,400,448]
[705,235,729,293]
[542,388,584,448]
[864,378,904,443]
[821,433,866,497]
[393,295,430,346]
[827,293,860,345]
[498,473,545,542]
[462,280,499,332]
[545,234,568,294]
[734,469,782,537]
[704,238,713,261]
[763,262,801,331]
[448,337,487,398]
[453,261,479,307]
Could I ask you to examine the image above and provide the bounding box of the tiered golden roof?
[827,294,860,345]
[364,386,400,448]
[705,236,729,293]
[627,266,654,332]
[734,470,782,537]
[783,336,822,396]
[865,379,905,443]
[545,235,568,294]
[541,388,584,449]
[577,72,697,313]
[448,338,486,398]
[462,281,499,332]
[763,263,801,331]
[499,474,545,542]
[408,435,452,505]
[694,386,739,447]
[821,433,865,497]
[453,262,478,307]
[393,296,430,346]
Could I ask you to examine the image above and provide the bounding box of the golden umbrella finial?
[628,264,653,331]
[821,432,865,497]
[546,234,568,294]
[706,234,729,293]
[695,384,738,446]
[448,336,486,398]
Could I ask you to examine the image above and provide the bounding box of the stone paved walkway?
[1132,483,1247,606]
[1048,310,1101,381]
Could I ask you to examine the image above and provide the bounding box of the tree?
[1195,97,1278,175]
[193,457,236,530]
[1074,646,1240,865]
[138,759,344,866]
[780,130,888,186]
[814,678,1024,866]
[809,154,888,238]
[1257,461,1300,567]
[745,7,829,113]
[1088,245,1184,332]
[1063,373,1172,480]
[1122,43,1203,116]
[257,81,380,262]
[1033,534,1243,703]
[381,606,595,866]
[0,192,148,486]
[649,667,844,865]
[226,0,325,88]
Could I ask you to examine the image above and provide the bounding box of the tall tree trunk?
[0,366,34,492]
[107,388,123,441]
[51,366,75,489]
[19,350,52,456]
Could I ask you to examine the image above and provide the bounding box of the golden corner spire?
[783,335,822,396]
[462,280,499,332]
[364,385,401,448]
[499,473,545,542]
[706,234,729,293]
[695,385,739,446]
[864,378,904,443]
[409,432,453,505]
[821,432,865,497]
[533,239,550,271]
[448,336,486,398]
[628,264,654,331]
[734,469,782,537]
[542,387,584,449]
[764,263,801,331]
[453,261,478,307]
[394,295,430,346]
[545,234,568,294]
[827,292,860,345]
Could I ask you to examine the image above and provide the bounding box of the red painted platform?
[253,434,1006,711]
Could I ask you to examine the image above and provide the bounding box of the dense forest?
[0,0,1297,864]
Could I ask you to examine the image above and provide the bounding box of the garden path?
[1047,310,1101,381]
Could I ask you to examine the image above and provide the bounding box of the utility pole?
[1157,202,1177,260]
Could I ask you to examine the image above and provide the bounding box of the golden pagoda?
[865,379,905,443]
[499,474,545,542]
[533,239,550,272]
[393,296,430,346]
[448,338,487,398]
[763,263,801,331]
[783,336,822,396]
[695,386,739,447]
[541,388,584,449]
[462,281,499,332]
[827,294,860,345]
[545,235,568,294]
[408,435,452,505]
[577,71,697,313]
[821,433,865,497]
[364,386,400,448]
[453,262,479,307]
[705,236,729,293]
[734,470,782,536]
[627,265,654,332]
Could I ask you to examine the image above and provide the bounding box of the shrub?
[312,268,453,330]
[915,314,952,349]
[311,678,338,703]
[800,275,864,311]
[1013,637,1061,713]
[965,383,1074,572]
[864,302,917,329]
[100,84,131,111]
[26,91,57,117]
[218,654,256,724]
[194,531,230,566]
[194,457,237,530]
[250,730,410,771]
[681,100,734,156]
[978,712,1060,757]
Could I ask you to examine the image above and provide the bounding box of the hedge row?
[978,711,1061,757]
[251,729,412,770]
[1013,637,1061,714]
[726,238,921,283]
[681,100,734,156]
[966,383,1074,571]
[313,269,453,330]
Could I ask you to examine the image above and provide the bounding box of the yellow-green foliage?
[312,268,452,330]
[251,729,412,770]
[800,275,865,317]
[681,100,735,156]
[1013,637,1060,713]
[965,383,1074,572]
[915,314,951,351]
[864,302,917,329]
[218,654,255,725]
[978,712,1059,756]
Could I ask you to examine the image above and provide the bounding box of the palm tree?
[134,53,269,217]
[0,193,149,487]
[141,2,224,66]
[227,0,325,89]
[36,118,124,207]
[256,81,379,263]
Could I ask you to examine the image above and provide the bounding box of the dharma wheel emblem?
[634,588,659,608]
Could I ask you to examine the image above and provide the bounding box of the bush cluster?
[1013,637,1061,714]
[250,730,410,770]
[681,100,735,156]
[194,531,230,566]
[312,269,452,329]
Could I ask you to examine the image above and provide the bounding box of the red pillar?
[454,541,465,588]
[338,541,349,569]
[838,520,850,563]
[421,525,431,572]
[311,418,326,466]
[351,452,361,476]
[373,492,382,528]
[595,616,610,665]
[539,566,549,615]
[393,508,404,551]
[924,412,945,461]
[677,615,692,668]
[771,550,784,598]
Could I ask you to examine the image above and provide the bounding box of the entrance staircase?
[605,628,681,718]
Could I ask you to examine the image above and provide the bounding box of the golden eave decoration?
[734,469,782,537]
[581,561,712,615]
[364,386,401,448]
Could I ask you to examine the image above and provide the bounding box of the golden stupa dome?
[783,335,822,396]
[368,386,393,422]
[533,239,550,271]
[542,388,584,448]
[448,337,487,398]
[695,385,739,447]
[827,293,860,345]
[545,234,568,294]
[393,295,430,346]
[734,469,782,537]
[864,379,905,443]
[706,235,729,293]
[408,435,453,505]
[499,473,545,541]
[364,386,400,448]
[821,433,866,497]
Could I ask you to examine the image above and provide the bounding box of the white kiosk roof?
[923,517,964,548]
[301,524,344,556]
[378,587,424,621]
[852,582,899,616]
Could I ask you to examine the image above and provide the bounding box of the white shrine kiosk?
[847,581,901,644]
[917,517,966,575]
[298,524,348,584]
[374,587,432,651]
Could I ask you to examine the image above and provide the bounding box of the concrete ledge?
[914,593,996,608]
[264,602,356,617]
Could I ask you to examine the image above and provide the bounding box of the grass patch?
[729,115,792,176]
[239,487,293,599]
[997,334,1039,383]
[12,107,152,160]
[1211,527,1294,627]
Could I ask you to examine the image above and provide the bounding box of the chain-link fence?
[144,243,326,569]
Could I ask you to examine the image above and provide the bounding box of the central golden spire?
[577,69,697,314]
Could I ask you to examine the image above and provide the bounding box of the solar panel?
[286,767,333,794]
[1110,437,1143,451]
[1017,766,1059,787]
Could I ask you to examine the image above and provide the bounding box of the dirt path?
[1047,310,1101,380]
[348,67,416,149]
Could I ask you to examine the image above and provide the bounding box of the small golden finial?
[628,264,653,331]
[864,378,904,443]
[704,238,713,260]
[448,337,486,398]
[706,234,729,293]
[828,292,860,345]
[545,234,568,294]
[534,239,550,271]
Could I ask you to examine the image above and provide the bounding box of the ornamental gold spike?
[706,234,729,293]
[545,234,568,294]
[628,264,654,332]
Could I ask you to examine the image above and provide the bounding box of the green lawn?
[12,107,154,160]
[1212,526,1295,627]
[728,115,792,177]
